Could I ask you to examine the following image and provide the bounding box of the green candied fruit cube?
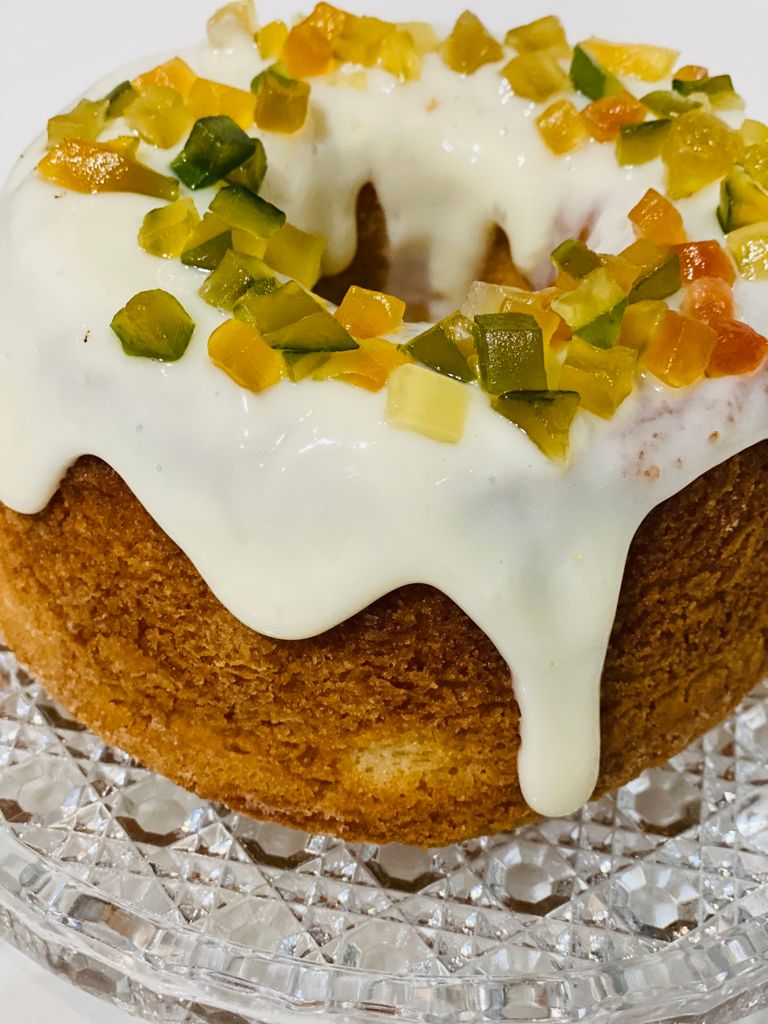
[283,351,328,381]
[227,138,268,193]
[622,240,681,303]
[171,116,257,190]
[234,279,322,332]
[405,319,476,382]
[105,81,138,118]
[551,238,602,279]
[181,230,232,270]
[47,98,109,146]
[672,73,744,109]
[111,289,195,361]
[718,166,768,232]
[264,309,358,352]
[492,390,580,461]
[199,250,276,311]
[617,119,672,166]
[569,44,622,100]
[551,268,627,349]
[474,312,547,395]
[640,90,701,117]
[210,184,286,238]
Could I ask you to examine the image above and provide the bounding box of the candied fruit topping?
[405,319,476,383]
[618,300,668,351]
[641,309,717,387]
[47,99,108,147]
[475,313,547,393]
[187,79,256,130]
[379,29,421,81]
[617,119,671,166]
[675,64,709,82]
[681,276,734,324]
[235,280,320,333]
[139,199,201,260]
[492,390,580,460]
[281,22,334,78]
[125,85,191,149]
[207,1,258,48]
[251,67,311,134]
[742,120,768,148]
[172,116,256,190]
[569,44,623,100]
[264,224,327,289]
[506,16,570,59]
[726,222,768,280]
[111,289,195,361]
[707,319,768,377]
[336,286,406,338]
[674,241,736,284]
[537,99,588,155]
[579,37,678,82]
[502,52,569,103]
[210,184,286,238]
[628,188,686,246]
[38,139,179,201]
[622,239,681,302]
[559,340,637,418]
[662,110,740,199]
[386,363,469,444]
[259,20,289,59]
[718,167,768,233]
[133,57,198,99]
[314,337,410,391]
[442,11,503,75]
[209,319,284,393]
[550,268,627,349]
[581,92,647,143]
[200,250,276,311]
[105,81,137,119]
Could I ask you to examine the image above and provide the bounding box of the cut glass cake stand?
[3,644,768,1023]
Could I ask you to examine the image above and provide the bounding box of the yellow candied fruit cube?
[264,223,327,289]
[207,1,258,48]
[442,11,503,75]
[336,286,407,338]
[398,22,439,55]
[259,20,289,59]
[536,99,588,154]
[506,16,570,59]
[333,16,393,66]
[726,222,768,280]
[315,337,411,391]
[379,28,421,81]
[139,198,200,259]
[385,363,469,443]
[125,85,191,149]
[187,78,256,130]
[47,98,109,147]
[281,22,334,78]
[284,352,328,382]
[186,212,231,248]
[462,281,524,317]
[208,319,284,392]
[619,300,668,350]
[581,36,678,81]
[306,3,351,42]
[133,57,198,100]
[641,309,717,387]
[559,339,638,419]
[232,228,268,258]
[253,71,311,134]
[662,110,741,200]
[502,51,569,102]
[742,118,768,147]
[107,135,141,158]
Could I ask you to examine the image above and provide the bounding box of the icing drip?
[1,40,767,817]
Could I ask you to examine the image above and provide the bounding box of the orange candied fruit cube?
[581,37,678,82]
[681,276,734,324]
[258,20,289,60]
[707,319,768,377]
[208,319,283,393]
[581,92,647,143]
[336,286,407,338]
[673,240,736,285]
[186,78,256,130]
[305,2,350,42]
[628,188,686,246]
[537,99,589,155]
[641,309,717,387]
[674,64,708,82]
[281,21,334,78]
[133,57,198,99]
[314,337,411,391]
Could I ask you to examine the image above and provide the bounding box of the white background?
[2,0,768,1020]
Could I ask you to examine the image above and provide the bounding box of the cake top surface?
[1,2,768,819]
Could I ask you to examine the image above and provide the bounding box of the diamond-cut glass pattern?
[2,645,768,1022]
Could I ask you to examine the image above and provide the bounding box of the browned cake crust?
[0,442,767,847]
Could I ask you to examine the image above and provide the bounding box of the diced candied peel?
[207,1,258,48]
[133,58,198,99]
[662,110,740,199]
[580,37,678,82]
[405,319,476,383]
[227,140,268,193]
[385,363,469,444]
[232,228,268,258]
[379,29,421,81]
[492,390,580,461]
[335,286,406,338]
[551,239,602,282]
[281,22,334,78]
[105,82,137,119]
[672,74,743,111]
[111,289,195,361]
[569,44,623,101]
[252,68,311,134]
[641,309,717,387]
[210,184,286,238]
[621,239,681,302]
[442,11,503,75]
[125,85,191,148]
[462,281,526,317]
[500,296,561,347]
[742,119,768,148]
[718,167,768,233]
[742,144,768,190]
[616,119,671,166]
[537,99,588,155]
[399,21,440,55]
[172,116,256,190]
[707,319,768,376]
[47,99,109,147]
[139,199,200,260]
[559,339,637,418]
[506,16,570,59]
[502,52,569,102]
[187,79,256,130]
[726,222,768,280]
[263,224,326,289]
[600,253,642,294]
[675,65,709,82]
[182,230,232,270]
[38,139,178,200]
[619,300,668,351]
[314,337,410,391]
[550,268,627,349]
[259,21,289,59]
[208,319,284,392]
[628,188,686,246]
[262,309,356,352]
[681,277,734,324]
[581,92,646,143]
[673,240,736,284]
[234,280,321,333]
[305,2,350,42]
[106,136,141,159]
[284,351,328,381]
[200,250,276,311]
[640,90,702,118]
[475,313,547,394]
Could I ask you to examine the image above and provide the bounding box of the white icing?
[1,34,767,818]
